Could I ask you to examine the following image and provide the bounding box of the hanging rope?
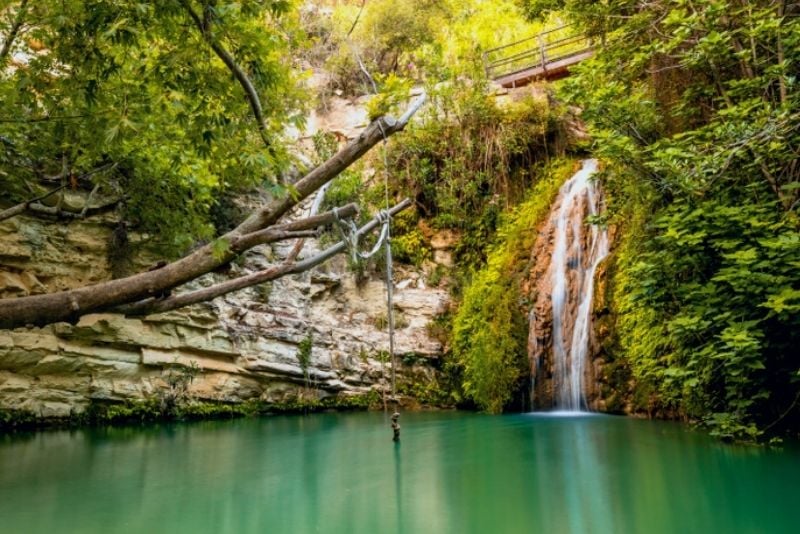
[377,125,399,405]
[339,24,401,441]
[379,122,401,442]
[327,196,406,442]
[329,118,400,442]
[332,199,400,442]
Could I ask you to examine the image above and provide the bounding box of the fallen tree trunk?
[0,94,425,330]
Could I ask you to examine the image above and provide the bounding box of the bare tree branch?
[282,181,333,265]
[0,184,66,222]
[231,202,358,251]
[12,194,126,220]
[179,0,273,151]
[39,162,118,184]
[0,162,121,224]
[79,184,101,217]
[345,0,367,38]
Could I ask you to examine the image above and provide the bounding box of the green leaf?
[211,238,231,261]
[762,288,800,315]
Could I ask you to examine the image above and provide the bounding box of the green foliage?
[557,0,800,439]
[0,408,39,430]
[615,199,800,439]
[518,0,566,20]
[311,0,548,99]
[297,334,313,379]
[0,0,305,255]
[452,160,573,413]
[426,311,452,345]
[315,0,446,98]
[209,192,250,234]
[389,209,431,266]
[372,313,388,331]
[426,264,448,288]
[372,311,409,331]
[387,91,564,271]
[311,130,339,164]
[392,229,430,266]
[160,360,200,415]
[0,392,383,432]
[366,74,413,121]
[210,238,231,262]
[397,373,452,407]
[88,398,165,425]
[321,170,363,213]
[453,276,527,414]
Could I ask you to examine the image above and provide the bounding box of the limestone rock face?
[0,212,451,418]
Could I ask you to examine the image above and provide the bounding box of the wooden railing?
[483,25,593,84]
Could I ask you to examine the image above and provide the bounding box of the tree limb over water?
[0,94,426,330]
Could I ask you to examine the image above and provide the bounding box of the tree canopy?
[1,0,305,252]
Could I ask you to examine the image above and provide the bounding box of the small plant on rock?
[160,360,200,416]
[297,334,314,386]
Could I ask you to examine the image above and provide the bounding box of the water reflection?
[0,413,798,534]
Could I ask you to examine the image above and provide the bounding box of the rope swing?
[332,123,400,443]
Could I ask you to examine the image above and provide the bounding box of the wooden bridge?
[483,25,593,88]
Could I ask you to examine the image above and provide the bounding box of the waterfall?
[529,159,608,411]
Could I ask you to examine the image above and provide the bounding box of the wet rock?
[525,161,611,411]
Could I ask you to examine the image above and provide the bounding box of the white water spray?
[545,159,608,411]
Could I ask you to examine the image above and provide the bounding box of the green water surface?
[1,412,798,534]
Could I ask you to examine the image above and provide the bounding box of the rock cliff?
[0,204,450,419]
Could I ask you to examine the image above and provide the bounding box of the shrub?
[386,90,565,271]
[452,160,574,412]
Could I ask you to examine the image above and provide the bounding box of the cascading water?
[528,159,608,412]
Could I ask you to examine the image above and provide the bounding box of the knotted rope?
[332,208,391,262]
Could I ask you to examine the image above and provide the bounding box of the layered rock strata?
[0,211,449,418]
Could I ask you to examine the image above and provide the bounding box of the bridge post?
[538,34,547,74]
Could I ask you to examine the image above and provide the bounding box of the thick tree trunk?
[0,95,425,330]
